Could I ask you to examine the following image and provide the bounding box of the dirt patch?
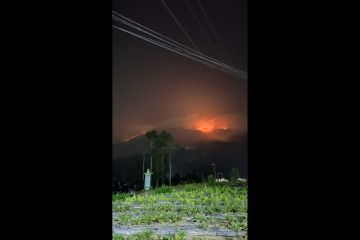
[113,222,245,239]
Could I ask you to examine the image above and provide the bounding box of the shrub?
[175,230,186,240]
[112,233,125,240]
[207,175,216,186]
[154,185,173,194]
[184,184,197,192]
[113,193,128,201]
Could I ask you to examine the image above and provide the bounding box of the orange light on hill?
[187,115,233,134]
[194,118,217,133]
[124,131,146,142]
[197,124,213,133]
[124,135,137,142]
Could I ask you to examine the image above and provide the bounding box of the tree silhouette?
[145,130,158,172]
[167,138,177,186]
[145,130,176,187]
[230,168,240,182]
[153,131,176,186]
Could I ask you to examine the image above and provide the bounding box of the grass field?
[112,183,247,240]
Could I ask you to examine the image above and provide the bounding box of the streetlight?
[210,162,216,181]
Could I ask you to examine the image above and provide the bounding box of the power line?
[112,24,243,77]
[112,12,244,75]
[112,16,246,78]
[112,14,242,74]
[112,25,228,74]
[112,25,246,78]
[113,11,224,66]
[112,21,244,77]
[112,11,203,59]
[182,0,223,62]
[196,0,233,65]
[160,0,201,52]
[112,12,247,79]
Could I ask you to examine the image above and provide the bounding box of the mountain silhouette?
[113,128,247,184]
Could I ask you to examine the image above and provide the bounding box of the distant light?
[216,178,228,182]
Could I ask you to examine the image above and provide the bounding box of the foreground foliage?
[112,230,185,240]
[113,183,247,237]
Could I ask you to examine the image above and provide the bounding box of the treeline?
[145,130,176,188]
[113,129,247,189]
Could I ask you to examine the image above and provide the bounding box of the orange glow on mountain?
[191,116,230,133]
[124,135,138,142]
[120,113,245,143]
[196,120,215,133]
[123,131,146,142]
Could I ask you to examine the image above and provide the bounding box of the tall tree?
[152,149,162,188]
[154,131,167,186]
[167,141,177,186]
[145,130,176,187]
[155,131,175,186]
[145,130,158,172]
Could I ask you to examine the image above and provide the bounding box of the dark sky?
[113,0,247,143]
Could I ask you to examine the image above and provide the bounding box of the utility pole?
[211,163,216,181]
[162,154,164,186]
[142,153,145,182]
[150,141,153,171]
[168,151,172,186]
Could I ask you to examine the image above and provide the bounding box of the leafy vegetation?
[184,184,197,192]
[112,230,185,240]
[113,193,129,201]
[112,233,125,240]
[113,183,247,237]
[207,175,216,186]
[154,185,173,194]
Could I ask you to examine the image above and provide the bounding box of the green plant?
[207,175,216,186]
[113,183,248,237]
[155,185,173,194]
[112,233,125,240]
[184,184,197,192]
[113,193,129,201]
[125,230,154,240]
[200,222,209,229]
[175,230,186,240]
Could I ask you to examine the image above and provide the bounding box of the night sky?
[113,0,247,143]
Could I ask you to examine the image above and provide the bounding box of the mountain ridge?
[113,128,247,159]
